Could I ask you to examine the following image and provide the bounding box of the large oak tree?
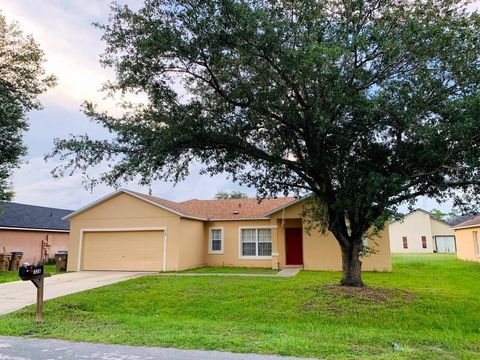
[51,0,480,286]
[0,13,55,202]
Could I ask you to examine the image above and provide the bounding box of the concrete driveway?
[0,271,151,315]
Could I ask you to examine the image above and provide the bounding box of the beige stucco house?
[453,215,480,262]
[63,189,391,272]
[389,209,456,253]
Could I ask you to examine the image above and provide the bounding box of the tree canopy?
[51,0,480,286]
[215,191,248,199]
[0,13,55,202]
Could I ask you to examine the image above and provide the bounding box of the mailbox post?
[19,264,50,322]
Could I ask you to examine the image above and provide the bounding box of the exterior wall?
[271,201,392,271]
[67,193,181,271]
[205,220,275,268]
[455,226,480,262]
[177,218,206,270]
[389,211,434,253]
[0,229,69,264]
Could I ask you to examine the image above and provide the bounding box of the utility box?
[0,254,12,272]
[9,252,23,271]
[55,252,68,272]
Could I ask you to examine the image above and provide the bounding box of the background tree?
[430,208,459,221]
[215,191,248,200]
[0,13,56,203]
[51,0,480,286]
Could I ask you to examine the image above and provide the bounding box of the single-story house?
[64,189,391,272]
[0,202,71,264]
[389,209,456,253]
[452,215,480,262]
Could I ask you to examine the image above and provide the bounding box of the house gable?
[68,192,181,221]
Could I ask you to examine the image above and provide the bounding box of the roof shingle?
[128,190,296,220]
[0,202,72,231]
[453,214,480,229]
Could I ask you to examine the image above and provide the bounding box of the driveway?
[0,271,150,315]
[0,336,316,360]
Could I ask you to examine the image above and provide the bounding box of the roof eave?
[207,217,271,221]
[452,223,480,230]
[0,226,69,233]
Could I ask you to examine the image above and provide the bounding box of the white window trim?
[238,226,276,259]
[208,227,224,254]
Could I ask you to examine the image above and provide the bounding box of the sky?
[2,1,478,212]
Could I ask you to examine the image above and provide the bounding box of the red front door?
[285,228,303,265]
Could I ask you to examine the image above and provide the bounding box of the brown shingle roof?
[128,190,296,220]
[453,214,480,229]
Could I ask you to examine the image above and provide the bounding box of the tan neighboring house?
[389,209,456,253]
[0,202,70,264]
[452,215,480,262]
[63,189,392,272]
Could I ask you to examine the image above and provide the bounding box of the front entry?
[285,228,303,265]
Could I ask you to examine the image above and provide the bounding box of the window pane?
[242,242,256,256]
[258,229,271,242]
[211,229,222,241]
[212,239,222,251]
[241,229,256,243]
[258,242,272,256]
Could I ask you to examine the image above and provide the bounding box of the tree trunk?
[340,242,364,287]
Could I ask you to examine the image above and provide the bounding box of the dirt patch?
[323,284,416,304]
[302,284,416,313]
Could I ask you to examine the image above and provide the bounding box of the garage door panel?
[82,230,164,271]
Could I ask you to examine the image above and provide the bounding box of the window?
[209,228,223,254]
[474,231,480,257]
[240,228,272,257]
[421,236,427,249]
[403,236,408,249]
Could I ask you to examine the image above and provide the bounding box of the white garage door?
[82,230,164,271]
[435,236,456,253]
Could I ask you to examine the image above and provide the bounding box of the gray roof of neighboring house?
[447,214,479,226]
[0,202,72,231]
[390,208,451,226]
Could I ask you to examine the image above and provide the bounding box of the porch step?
[277,268,301,277]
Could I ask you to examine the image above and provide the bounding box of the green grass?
[0,264,57,284]
[180,266,278,274]
[0,255,479,359]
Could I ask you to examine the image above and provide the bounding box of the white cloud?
[1,0,147,114]
[11,157,253,210]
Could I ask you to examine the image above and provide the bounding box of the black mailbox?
[19,263,44,281]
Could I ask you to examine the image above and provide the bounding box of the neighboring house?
[452,215,480,262]
[64,189,392,272]
[389,209,456,253]
[0,202,71,264]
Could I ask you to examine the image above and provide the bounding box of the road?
[0,336,317,360]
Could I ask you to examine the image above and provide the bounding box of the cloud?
[1,0,147,114]
[11,157,254,210]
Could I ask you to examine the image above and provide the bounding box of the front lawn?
[0,264,57,284]
[0,255,478,359]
